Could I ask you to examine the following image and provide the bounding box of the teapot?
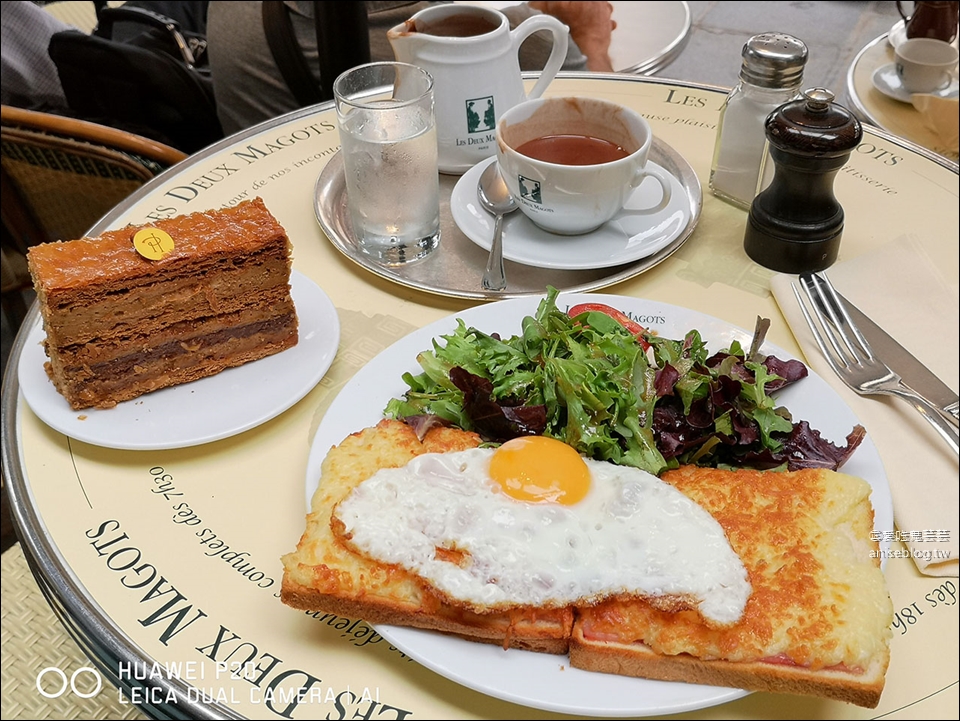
[896,1,959,43]
[388,4,567,175]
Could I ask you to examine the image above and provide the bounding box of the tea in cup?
[496,97,673,235]
[894,37,959,93]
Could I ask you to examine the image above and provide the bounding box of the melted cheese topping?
[577,466,893,670]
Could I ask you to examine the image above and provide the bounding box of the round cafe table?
[585,0,691,74]
[846,30,960,164]
[2,73,958,720]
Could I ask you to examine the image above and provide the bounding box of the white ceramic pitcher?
[388,4,568,175]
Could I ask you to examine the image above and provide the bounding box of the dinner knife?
[837,292,959,426]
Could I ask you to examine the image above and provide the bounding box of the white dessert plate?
[872,62,960,102]
[305,292,893,718]
[450,156,692,270]
[19,271,339,451]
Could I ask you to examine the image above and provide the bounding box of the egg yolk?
[489,436,591,505]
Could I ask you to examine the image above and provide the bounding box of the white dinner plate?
[19,271,339,451]
[450,156,692,270]
[305,292,893,718]
[871,62,960,102]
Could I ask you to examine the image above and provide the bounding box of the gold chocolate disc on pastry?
[133,227,175,260]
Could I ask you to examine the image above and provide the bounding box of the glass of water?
[333,62,441,265]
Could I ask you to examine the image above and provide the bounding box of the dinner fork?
[793,272,959,456]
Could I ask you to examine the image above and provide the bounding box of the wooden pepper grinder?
[743,87,862,273]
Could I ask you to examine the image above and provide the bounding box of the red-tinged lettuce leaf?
[652,400,704,459]
[762,356,809,392]
[449,366,547,441]
[735,421,867,470]
[730,409,761,446]
[705,352,754,384]
[654,364,680,397]
[403,414,453,442]
[705,351,808,393]
[685,395,716,429]
[710,373,743,412]
[780,420,867,469]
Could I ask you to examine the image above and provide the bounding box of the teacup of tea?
[496,97,673,235]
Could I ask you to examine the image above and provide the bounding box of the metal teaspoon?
[477,161,518,291]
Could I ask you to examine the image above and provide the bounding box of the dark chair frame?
[1,104,187,331]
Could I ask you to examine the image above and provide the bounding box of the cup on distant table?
[495,97,673,235]
[333,62,441,265]
[894,37,960,93]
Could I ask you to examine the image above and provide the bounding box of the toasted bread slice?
[569,627,888,708]
[281,419,573,653]
[569,465,893,708]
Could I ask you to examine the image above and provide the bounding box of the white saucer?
[871,62,960,103]
[888,19,909,49]
[450,156,692,271]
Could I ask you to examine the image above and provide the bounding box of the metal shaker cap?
[740,32,808,88]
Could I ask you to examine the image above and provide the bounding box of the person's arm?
[527,1,616,72]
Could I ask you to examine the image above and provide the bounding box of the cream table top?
[2,74,957,720]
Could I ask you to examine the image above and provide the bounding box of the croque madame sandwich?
[27,197,297,410]
[281,419,893,708]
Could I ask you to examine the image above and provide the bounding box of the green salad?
[384,287,863,476]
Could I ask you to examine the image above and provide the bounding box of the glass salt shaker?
[709,33,808,210]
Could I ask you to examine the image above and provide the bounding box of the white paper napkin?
[771,237,959,576]
[910,92,959,162]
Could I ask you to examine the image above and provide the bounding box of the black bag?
[48,5,223,153]
[261,1,370,105]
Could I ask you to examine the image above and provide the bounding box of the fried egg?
[333,436,751,626]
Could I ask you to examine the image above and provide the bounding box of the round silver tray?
[314,139,702,301]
